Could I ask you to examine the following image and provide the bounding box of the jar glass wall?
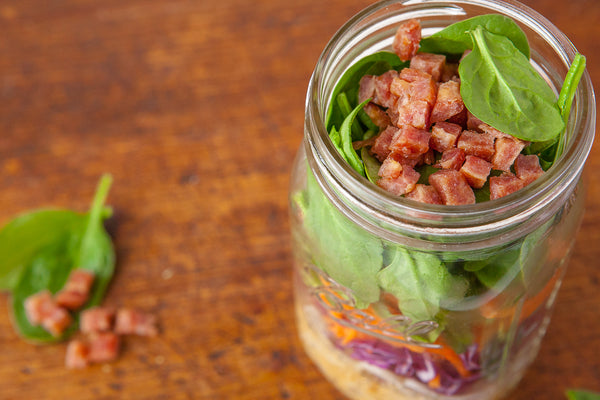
[289,1,595,399]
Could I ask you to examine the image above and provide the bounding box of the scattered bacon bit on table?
[354,19,545,204]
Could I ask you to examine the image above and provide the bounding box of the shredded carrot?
[428,374,442,389]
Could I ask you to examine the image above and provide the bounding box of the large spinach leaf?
[420,14,530,58]
[459,27,564,142]
[9,175,116,343]
[304,169,383,308]
[377,246,468,328]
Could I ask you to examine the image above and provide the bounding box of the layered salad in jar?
[291,12,588,400]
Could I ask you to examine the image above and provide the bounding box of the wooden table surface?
[0,0,597,399]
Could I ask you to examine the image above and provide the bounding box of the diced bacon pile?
[65,307,158,369]
[23,268,159,370]
[358,19,545,204]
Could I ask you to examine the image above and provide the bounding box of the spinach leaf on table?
[420,14,530,58]
[566,389,600,400]
[459,26,564,142]
[9,174,116,343]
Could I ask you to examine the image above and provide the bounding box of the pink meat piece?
[55,269,95,311]
[395,100,431,130]
[423,149,435,165]
[25,290,73,337]
[65,340,90,369]
[430,122,462,152]
[429,170,475,205]
[447,108,468,127]
[41,306,73,337]
[490,173,525,200]
[358,75,376,104]
[460,155,492,189]
[430,80,464,123]
[370,126,398,162]
[88,332,121,363]
[466,111,485,131]
[405,184,443,204]
[24,290,54,326]
[114,309,159,337]
[363,102,391,129]
[373,70,399,109]
[457,130,495,161]
[378,157,403,179]
[392,19,421,61]
[377,164,420,196]
[391,73,437,107]
[435,148,466,171]
[410,53,446,82]
[389,125,431,158]
[441,63,459,82]
[514,154,545,184]
[389,151,423,168]
[80,307,115,334]
[491,136,527,172]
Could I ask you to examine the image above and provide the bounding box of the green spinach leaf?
[9,174,115,343]
[304,169,383,308]
[326,51,407,131]
[339,99,371,176]
[420,14,530,58]
[459,26,564,142]
[566,389,600,400]
[377,246,468,332]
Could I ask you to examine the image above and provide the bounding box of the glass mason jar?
[289,0,595,399]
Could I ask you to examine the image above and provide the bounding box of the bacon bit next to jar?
[355,19,545,204]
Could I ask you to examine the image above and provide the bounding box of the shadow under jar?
[289,0,596,399]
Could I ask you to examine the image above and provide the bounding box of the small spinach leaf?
[361,147,381,184]
[420,14,530,58]
[339,99,371,176]
[10,174,116,343]
[566,389,600,400]
[459,26,564,142]
[326,51,407,131]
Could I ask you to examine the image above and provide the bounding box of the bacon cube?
[392,19,421,61]
[435,148,466,171]
[41,306,73,337]
[447,107,468,127]
[65,340,90,369]
[460,155,492,189]
[490,173,525,200]
[389,151,422,168]
[88,332,121,363]
[399,67,432,83]
[358,75,376,104]
[430,122,462,152]
[466,111,485,132]
[396,100,431,130]
[430,80,464,123]
[115,309,159,337]
[457,130,495,161]
[389,125,431,158]
[378,157,403,179]
[80,307,115,334]
[491,136,527,172]
[410,53,446,82]
[441,63,459,82]
[397,69,437,107]
[363,102,391,129]
[370,126,398,162]
[514,154,545,184]
[377,164,420,196]
[55,269,95,311]
[373,70,399,109]
[25,290,73,337]
[24,290,54,326]
[405,184,443,204]
[429,170,475,205]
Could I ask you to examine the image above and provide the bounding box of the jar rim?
[304,0,596,243]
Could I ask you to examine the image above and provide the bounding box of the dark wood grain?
[0,0,597,399]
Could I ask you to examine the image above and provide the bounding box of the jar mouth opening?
[305,0,596,234]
